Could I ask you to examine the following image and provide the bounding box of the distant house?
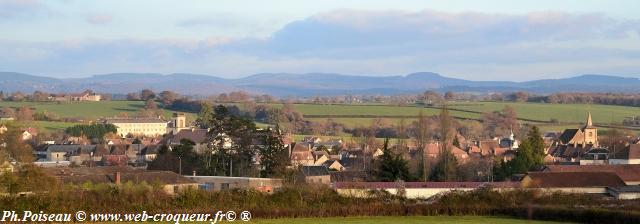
[70,90,101,101]
[521,171,626,194]
[322,159,345,171]
[422,143,469,162]
[45,144,97,165]
[21,127,38,141]
[169,128,210,154]
[579,147,610,165]
[102,144,129,166]
[48,90,101,102]
[290,143,314,166]
[141,145,160,162]
[298,165,331,185]
[609,144,640,165]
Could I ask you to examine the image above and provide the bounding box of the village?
[2,95,639,202]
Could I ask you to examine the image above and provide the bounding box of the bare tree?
[415,111,430,181]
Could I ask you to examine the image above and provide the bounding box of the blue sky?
[1,0,639,80]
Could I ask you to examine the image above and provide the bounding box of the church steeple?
[583,112,598,146]
[585,112,594,129]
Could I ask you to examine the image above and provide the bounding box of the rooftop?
[524,171,626,188]
[544,164,640,182]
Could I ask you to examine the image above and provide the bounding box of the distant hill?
[0,71,639,96]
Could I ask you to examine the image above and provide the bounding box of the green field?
[0,101,196,131]
[246,216,568,224]
[2,100,639,133]
[285,102,639,124]
[447,102,639,124]
[283,102,640,132]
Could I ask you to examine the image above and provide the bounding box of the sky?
[1,0,639,81]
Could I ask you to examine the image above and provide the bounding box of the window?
[221,183,230,190]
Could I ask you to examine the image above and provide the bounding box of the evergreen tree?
[527,126,545,167]
[494,125,545,180]
[259,125,289,178]
[377,138,411,181]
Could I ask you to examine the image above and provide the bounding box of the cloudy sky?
[1,0,639,80]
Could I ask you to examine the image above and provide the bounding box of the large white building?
[105,117,168,137]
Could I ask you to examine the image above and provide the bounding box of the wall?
[188,176,284,193]
[336,187,477,199]
[609,159,640,165]
[305,175,331,185]
[534,187,608,194]
[47,152,67,162]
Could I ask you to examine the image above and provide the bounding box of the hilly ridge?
[0,72,638,96]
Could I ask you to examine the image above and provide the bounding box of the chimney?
[192,170,196,176]
[114,172,121,185]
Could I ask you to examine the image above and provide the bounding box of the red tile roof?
[524,172,626,188]
[544,164,640,183]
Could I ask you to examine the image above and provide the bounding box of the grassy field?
[447,102,639,124]
[0,101,182,119]
[284,102,639,124]
[285,102,640,132]
[246,216,569,224]
[2,100,638,133]
[0,101,196,131]
[272,103,479,119]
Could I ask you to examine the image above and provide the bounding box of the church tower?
[582,112,598,146]
[170,112,187,134]
[174,112,186,129]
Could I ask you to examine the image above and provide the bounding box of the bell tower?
[173,112,186,130]
[582,112,598,146]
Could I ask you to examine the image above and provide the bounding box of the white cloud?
[1,9,639,80]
